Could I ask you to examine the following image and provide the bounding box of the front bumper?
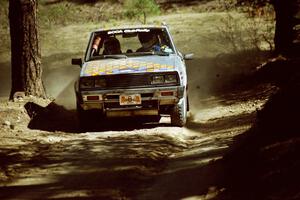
[77,86,185,117]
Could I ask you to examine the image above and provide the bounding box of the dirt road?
[0,77,275,200]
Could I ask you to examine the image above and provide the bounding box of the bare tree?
[9,0,46,100]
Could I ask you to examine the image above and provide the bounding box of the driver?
[103,37,122,55]
[137,32,160,52]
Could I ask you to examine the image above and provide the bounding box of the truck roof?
[94,24,168,33]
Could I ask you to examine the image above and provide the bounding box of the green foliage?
[38,2,124,27]
[124,0,160,24]
[217,1,275,52]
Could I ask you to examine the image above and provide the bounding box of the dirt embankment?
[215,57,300,200]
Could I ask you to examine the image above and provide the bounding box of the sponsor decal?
[108,28,150,35]
[83,60,175,76]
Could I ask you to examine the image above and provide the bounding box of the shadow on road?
[24,101,174,133]
[0,136,170,199]
[0,129,228,200]
[25,101,80,133]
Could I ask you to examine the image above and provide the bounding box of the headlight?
[165,74,177,83]
[151,74,178,85]
[151,75,164,84]
[80,77,94,89]
[95,78,106,88]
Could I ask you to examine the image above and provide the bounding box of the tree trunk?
[272,0,298,54]
[9,0,46,100]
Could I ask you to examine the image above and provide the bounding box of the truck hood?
[80,55,178,77]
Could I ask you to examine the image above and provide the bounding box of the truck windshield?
[86,28,175,60]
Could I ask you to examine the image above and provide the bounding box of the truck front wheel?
[171,95,187,127]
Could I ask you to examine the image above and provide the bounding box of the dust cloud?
[0,54,80,107]
[1,50,265,118]
[186,57,239,120]
[186,51,270,122]
[42,54,80,109]
[43,68,79,109]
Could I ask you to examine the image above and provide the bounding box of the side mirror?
[184,53,194,60]
[71,58,82,66]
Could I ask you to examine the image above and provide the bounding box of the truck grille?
[90,72,179,90]
[105,74,151,88]
[80,72,179,91]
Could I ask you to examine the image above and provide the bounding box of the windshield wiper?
[103,54,127,59]
[126,51,170,57]
[89,54,127,61]
[154,51,170,56]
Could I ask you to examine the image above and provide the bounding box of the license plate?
[119,94,142,105]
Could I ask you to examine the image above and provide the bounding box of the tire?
[171,95,187,127]
[76,102,104,131]
[76,102,90,131]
